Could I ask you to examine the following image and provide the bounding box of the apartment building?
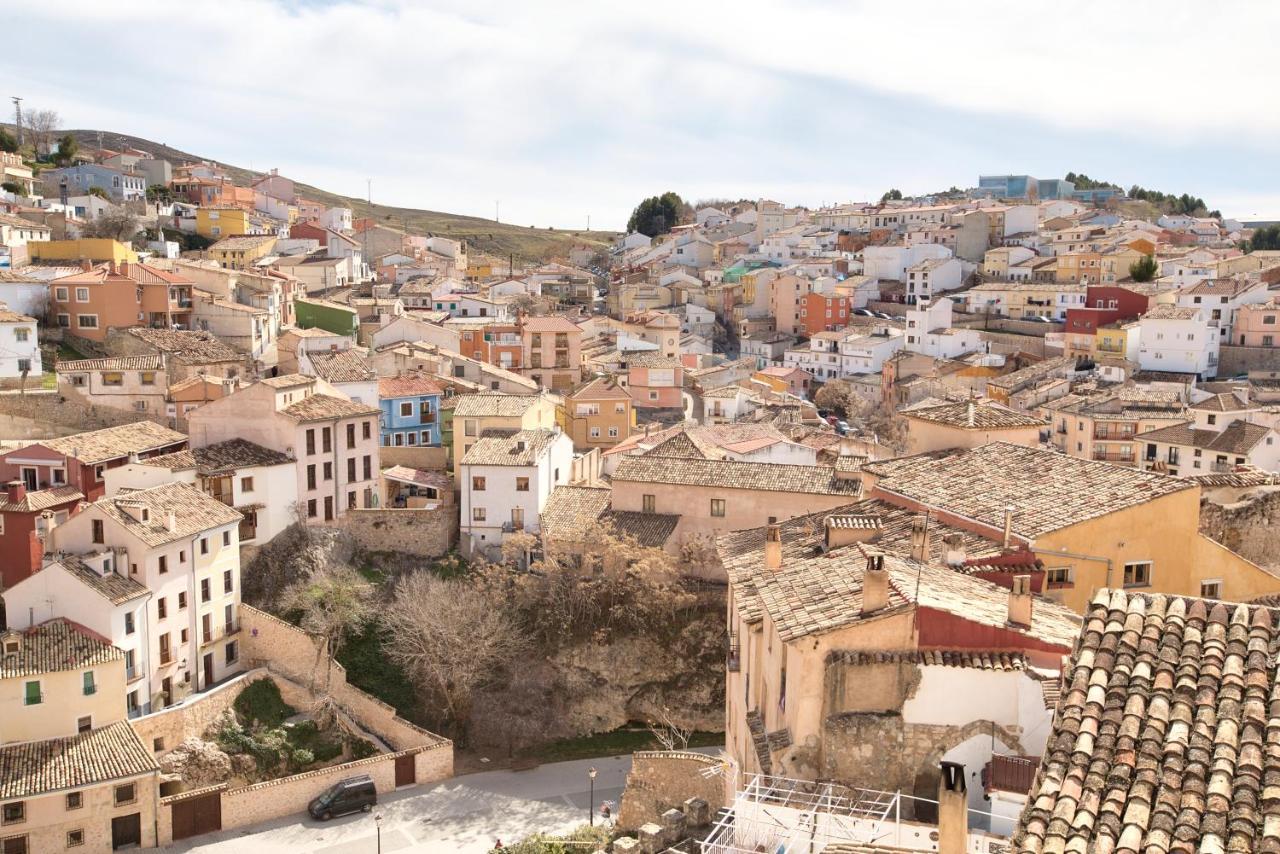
[458,428,574,553]
[57,355,169,417]
[521,316,582,391]
[562,377,633,450]
[50,262,195,342]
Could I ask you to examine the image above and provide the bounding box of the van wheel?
[362,804,372,813]
[321,811,332,821]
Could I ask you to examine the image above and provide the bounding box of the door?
[323,495,334,521]
[171,791,222,840]
[395,753,415,787]
[19,467,36,491]
[202,653,214,688]
[111,813,141,850]
[161,677,172,708]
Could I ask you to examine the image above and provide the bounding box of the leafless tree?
[645,705,692,751]
[81,209,140,242]
[281,565,374,692]
[382,572,528,743]
[24,109,59,156]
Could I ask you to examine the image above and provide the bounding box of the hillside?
[17,126,617,264]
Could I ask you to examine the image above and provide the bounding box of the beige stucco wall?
[4,770,158,854]
[1,657,126,743]
[903,420,1042,454]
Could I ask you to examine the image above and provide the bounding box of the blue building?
[40,164,146,202]
[378,373,443,446]
[977,174,1079,201]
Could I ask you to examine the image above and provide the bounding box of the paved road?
[165,754,634,854]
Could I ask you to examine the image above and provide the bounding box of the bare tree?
[382,572,528,743]
[645,705,692,751]
[81,209,140,242]
[281,565,374,692]
[24,109,59,157]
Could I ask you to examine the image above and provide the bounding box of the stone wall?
[130,669,263,755]
[1217,345,1280,377]
[0,390,154,438]
[1199,489,1280,571]
[379,445,449,472]
[977,328,1050,357]
[336,507,457,557]
[618,751,730,831]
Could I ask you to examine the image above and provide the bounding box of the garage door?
[171,791,222,841]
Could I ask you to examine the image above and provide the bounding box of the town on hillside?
[4,113,1280,854]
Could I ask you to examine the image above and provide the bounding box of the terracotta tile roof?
[307,348,375,384]
[827,649,1027,672]
[622,351,683,369]
[1189,391,1252,412]
[381,465,450,490]
[901,399,1045,430]
[0,618,121,679]
[58,556,151,605]
[453,393,546,418]
[124,328,241,363]
[1136,419,1272,455]
[378,373,443,398]
[872,443,1193,540]
[460,428,562,466]
[1141,304,1203,321]
[1014,590,1280,853]
[281,394,380,422]
[0,309,35,323]
[1186,466,1278,488]
[0,721,157,800]
[521,316,581,333]
[142,439,291,474]
[97,482,243,546]
[605,510,679,549]
[57,355,164,372]
[613,455,860,497]
[44,421,187,465]
[0,484,83,513]
[259,372,314,388]
[540,485,613,540]
[209,234,276,251]
[569,376,630,401]
[1181,277,1259,296]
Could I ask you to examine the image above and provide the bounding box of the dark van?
[308,775,377,821]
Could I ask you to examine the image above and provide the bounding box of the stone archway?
[908,719,1027,823]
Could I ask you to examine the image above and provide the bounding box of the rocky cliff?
[1199,488,1280,572]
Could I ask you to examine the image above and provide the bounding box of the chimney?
[1002,505,1015,549]
[862,553,888,614]
[824,514,879,549]
[937,761,969,854]
[1232,385,1250,405]
[1008,574,1033,628]
[966,401,975,427]
[909,515,930,563]
[763,523,782,571]
[942,532,966,566]
[330,343,338,352]
[166,511,177,533]
[6,480,26,505]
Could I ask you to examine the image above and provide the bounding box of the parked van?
[308,775,377,821]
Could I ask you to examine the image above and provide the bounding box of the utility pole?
[587,214,591,232]
[10,97,22,147]
[495,200,500,223]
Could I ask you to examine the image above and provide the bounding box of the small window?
[65,792,82,810]
[76,715,92,733]
[710,499,726,518]
[200,537,209,555]
[240,476,254,492]
[67,828,86,847]
[223,569,233,594]
[515,477,529,492]
[1123,561,1152,588]
[472,476,486,491]
[472,507,486,522]
[178,592,187,609]
[226,640,238,665]
[223,530,231,547]
[91,519,104,544]
[399,401,413,417]
[23,681,40,706]
[201,578,211,603]
[1,801,23,824]
[1200,579,1222,599]
[158,555,168,574]
[642,494,655,513]
[124,611,135,635]
[114,783,136,806]
[82,670,96,695]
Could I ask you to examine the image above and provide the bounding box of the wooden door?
[202,653,214,688]
[395,752,415,787]
[111,813,141,850]
[171,791,222,840]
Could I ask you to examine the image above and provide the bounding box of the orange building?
[50,262,195,341]
[521,316,582,391]
[562,376,634,450]
[458,321,523,371]
[800,292,851,336]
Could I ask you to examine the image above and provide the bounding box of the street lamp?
[375,813,383,854]
[588,767,598,826]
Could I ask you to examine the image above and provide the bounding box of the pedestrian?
[600,801,612,824]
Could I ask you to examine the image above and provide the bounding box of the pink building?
[520,316,582,391]
[187,374,381,523]
[624,352,685,410]
[1235,300,1280,347]
[770,274,811,336]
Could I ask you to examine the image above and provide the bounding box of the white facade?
[459,430,574,553]
[862,243,951,282]
[904,298,985,359]
[1175,279,1271,341]
[1134,308,1220,378]
[905,257,963,303]
[839,332,905,376]
[0,313,40,377]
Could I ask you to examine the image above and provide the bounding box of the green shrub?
[291,748,315,768]
[348,738,379,760]
[235,680,295,729]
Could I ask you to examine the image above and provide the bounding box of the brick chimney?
[763,522,782,571]
[909,515,930,563]
[1008,574,1033,628]
[862,552,888,614]
[1002,505,1015,549]
[824,514,880,550]
[937,761,969,854]
[6,480,26,505]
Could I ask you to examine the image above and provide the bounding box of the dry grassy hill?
[29,127,618,265]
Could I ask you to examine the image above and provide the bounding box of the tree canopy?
[1246,225,1280,252]
[880,188,903,203]
[626,192,689,238]
[1129,253,1158,283]
[52,134,78,167]
[0,129,16,154]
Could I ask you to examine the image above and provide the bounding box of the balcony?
[1212,461,1237,474]
[1093,428,1135,441]
[200,620,240,648]
[1092,449,1135,464]
[984,754,1040,796]
[501,521,526,533]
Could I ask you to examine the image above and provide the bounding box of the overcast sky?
[7,0,1279,228]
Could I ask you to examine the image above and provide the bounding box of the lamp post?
[375,813,383,854]
[588,767,598,826]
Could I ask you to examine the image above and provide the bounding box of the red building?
[801,293,851,336]
[0,480,83,589]
[1062,285,1152,354]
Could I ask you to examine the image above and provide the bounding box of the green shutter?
[83,671,96,695]
[24,681,40,705]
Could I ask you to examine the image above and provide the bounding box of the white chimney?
[1008,574,1033,628]
[942,532,966,566]
[862,553,888,614]
[937,761,969,854]
[909,515,930,563]
[763,523,782,571]
[1002,505,1015,549]
[166,511,177,533]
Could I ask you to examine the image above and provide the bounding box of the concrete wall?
[618,751,730,831]
[0,390,157,438]
[977,329,1050,358]
[1217,344,1280,377]
[337,508,456,557]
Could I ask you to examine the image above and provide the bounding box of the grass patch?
[56,342,88,362]
[284,719,344,764]
[336,622,423,725]
[521,727,723,764]
[234,679,296,728]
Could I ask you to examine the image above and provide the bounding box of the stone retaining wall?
[618,750,729,831]
[336,507,457,557]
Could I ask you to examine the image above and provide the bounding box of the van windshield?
[317,786,341,806]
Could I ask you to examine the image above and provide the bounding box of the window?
[178,592,187,609]
[1200,579,1222,599]
[2,801,23,824]
[13,328,28,343]
[201,578,211,603]
[363,456,371,480]
[347,423,356,448]
[399,401,413,417]
[472,476,486,491]
[615,402,626,413]
[23,681,40,706]
[202,613,212,643]
[114,784,136,806]
[1123,561,1152,588]
[464,419,478,437]
[179,550,186,564]
[75,287,90,302]
[321,427,332,453]
[226,640,238,665]
[223,569,233,593]
[305,429,316,455]
[124,611,135,635]
[57,312,70,327]
[159,633,171,664]
[65,792,82,810]
[589,426,601,438]
[323,461,333,481]
[1208,414,1217,425]
[472,507,486,522]
[91,518,104,544]
[608,426,619,438]
[642,494,655,513]
[307,498,317,518]
[222,530,231,547]
[77,715,92,734]
[241,476,254,492]
[76,314,98,328]
[157,597,167,620]
[710,499,726,517]
[307,464,317,490]
[140,371,156,385]
[55,286,69,301]
[200,537,209,555]
[515,477,529,492]
[1046,567,1073,588]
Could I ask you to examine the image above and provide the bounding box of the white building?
[459,428,573,555]
[862,243,951,282]
[1133,305,1220,378]
[904,298,985,359]
[905,257,963,303]
[839,331,906,376]
[1174,277,1271,342]
[0,307,40,377]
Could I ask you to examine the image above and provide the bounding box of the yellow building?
[196,207,254,240]
[561,377,634,451]
[1094,322,1135,359]
[452,392,558,475]
[865,441,1280,613]
[466,261,493,279]
[205,234,278,270]
[28,238,138,264]
[901,398,1044,454]
[1099,246,1146,284]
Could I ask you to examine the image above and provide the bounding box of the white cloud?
[5,0,1277,225]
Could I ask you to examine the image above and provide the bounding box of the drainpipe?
[1034,544,1115,590]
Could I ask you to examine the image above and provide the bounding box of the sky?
[6,0,1280,229]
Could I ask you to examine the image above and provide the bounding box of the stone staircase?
[745,710,772,775]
